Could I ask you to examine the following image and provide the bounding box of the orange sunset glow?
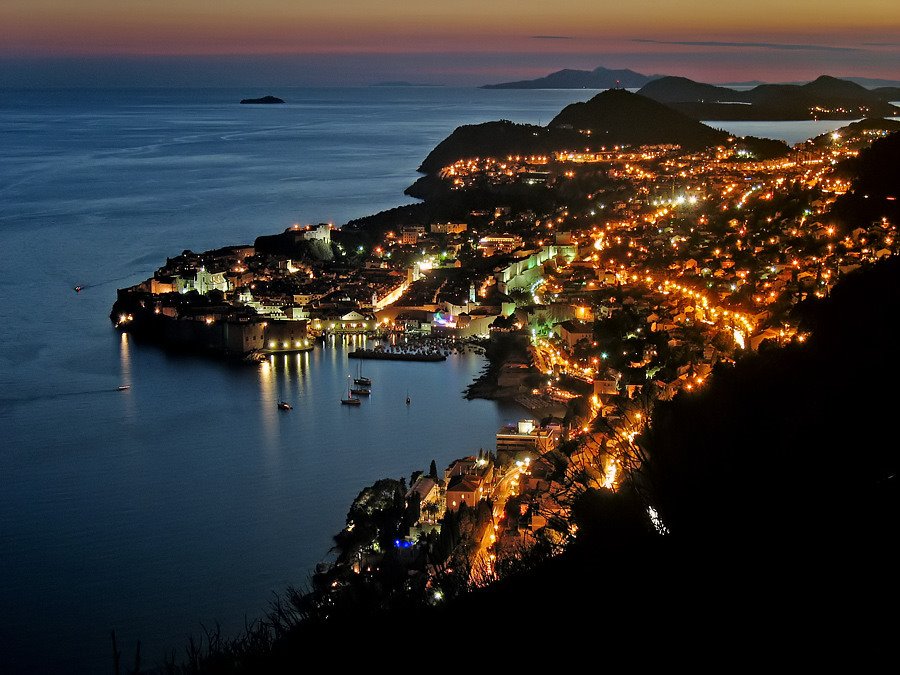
[2,1,899,86]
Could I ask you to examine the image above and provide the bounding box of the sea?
[0,86,862,672]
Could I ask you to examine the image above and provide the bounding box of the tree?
[429,459,438,479]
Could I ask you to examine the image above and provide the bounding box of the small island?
[240,95,285,105]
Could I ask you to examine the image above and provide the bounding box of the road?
[469,463,525,584]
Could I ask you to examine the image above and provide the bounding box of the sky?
[2,0,899,87]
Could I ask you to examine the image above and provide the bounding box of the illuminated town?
[111,114,898,596]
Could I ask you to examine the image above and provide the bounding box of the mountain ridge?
[637,74,900,120]
[415,89,733,175]
[482,66,663,90]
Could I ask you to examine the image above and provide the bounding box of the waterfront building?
[263,320,311,353]
[309,310,376,334]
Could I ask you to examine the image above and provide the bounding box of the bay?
[705,116,900,146]
[0,86,594,673]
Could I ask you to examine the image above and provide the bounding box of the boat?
[116,385,130,391]
[74,285,84,293]
[277,401,292,410]
[350,387,370,396]
[406,395,411,405]
[341,376,361,406]
[353,362,372,387]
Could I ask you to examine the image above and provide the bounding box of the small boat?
[341,376,361,405]
[74,285,84,293]
[117,385,130,391]
[277,401,292,410]
[353,362,372,387]
[350,387,370,396]
[406,396,411,405]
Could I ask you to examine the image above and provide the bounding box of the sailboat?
[341,375,361,405]
[353,362,372,387]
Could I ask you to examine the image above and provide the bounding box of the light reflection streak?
[118,331,134,417]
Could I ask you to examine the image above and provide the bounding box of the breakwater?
[348,349,447,362]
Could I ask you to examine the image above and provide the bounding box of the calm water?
[0,86,601,673]
[704,118,866,145]
[0,87,858,672]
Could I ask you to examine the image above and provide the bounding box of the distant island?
[482,66,900,92]
[484,69,900,120]
[482,66,663,90]
[240,95,285,104]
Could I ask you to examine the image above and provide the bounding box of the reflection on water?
[258,358,276,445]
[119,332,134,418]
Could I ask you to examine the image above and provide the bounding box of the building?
[400,225,426,245]
[300,223,331,244]
[430,222,468,235]
[555,320,593,350]
[175,267,228,295]
[407,475,440,505]
[478,234,522,256]
[263,320,312,353]
[496,420,558,466]
[445,475,485,511]
[310,310,376,334]
[443,456,493,511]
[223,317,267,354]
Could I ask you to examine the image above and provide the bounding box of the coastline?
[463,332,568,417]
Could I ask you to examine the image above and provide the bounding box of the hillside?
[416,119,579,174]
[549,88,729,149]
[873,86,900,101]
[638,74,900,120]
[807,117,900,147]
[829,129,900,226]
[637,75,741,103]
[482,65,662,89]
[415,90,732,175]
